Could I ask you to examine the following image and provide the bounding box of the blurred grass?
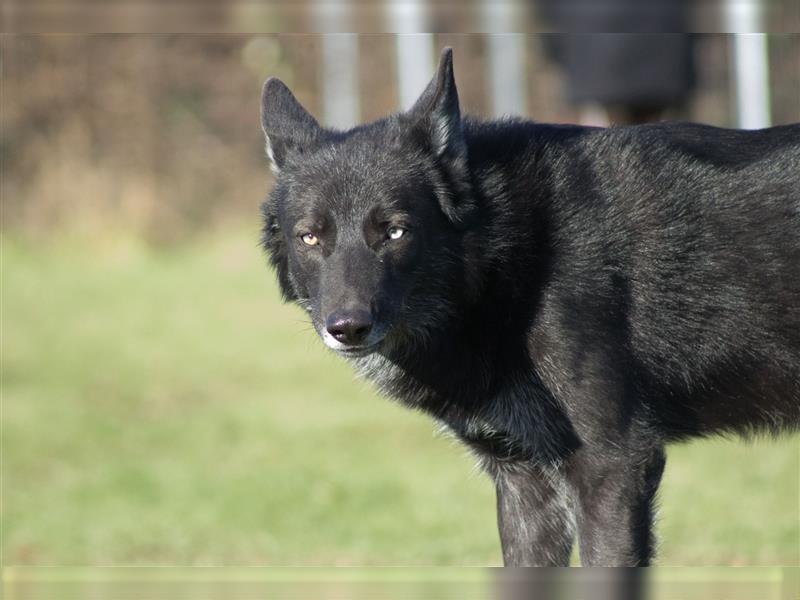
[3,230,798,566]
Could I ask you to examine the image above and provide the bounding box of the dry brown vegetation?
[2,34,798,243]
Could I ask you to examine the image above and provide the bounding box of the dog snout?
[325,309,373,346]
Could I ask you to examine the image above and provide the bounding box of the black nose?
[325,309,373,346]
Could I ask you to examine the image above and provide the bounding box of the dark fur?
[259,49,800,566]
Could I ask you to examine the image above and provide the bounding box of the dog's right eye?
[300,232,319,246]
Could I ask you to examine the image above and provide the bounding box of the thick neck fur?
[351,118,590,462]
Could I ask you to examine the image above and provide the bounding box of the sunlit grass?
[3,230,798,565]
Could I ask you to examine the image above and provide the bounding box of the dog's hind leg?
[493,462,575,566]
[566,444,666,567]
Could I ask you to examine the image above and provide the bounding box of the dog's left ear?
[409,47,465,160]
[407,48,474,226]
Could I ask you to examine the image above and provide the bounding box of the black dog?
[259,48,800,566]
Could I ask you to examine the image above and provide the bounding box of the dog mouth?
[320,328,386,357]
[336,343,382,358]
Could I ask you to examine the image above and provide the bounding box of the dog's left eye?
[387,226,406,240]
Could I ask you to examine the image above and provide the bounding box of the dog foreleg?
[494,462,575,566]
[567,445,666,567]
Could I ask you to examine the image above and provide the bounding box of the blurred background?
[3,2,800,567]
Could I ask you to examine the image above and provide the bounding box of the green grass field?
[3,231,798,566]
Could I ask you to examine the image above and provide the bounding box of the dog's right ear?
[261,78,322,174]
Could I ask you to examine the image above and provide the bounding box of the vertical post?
[482,1,526,118]
[726,1,771,129]
[312,1,360,129]
[386,1,434,110]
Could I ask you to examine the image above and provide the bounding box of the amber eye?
[387,226,406,240]
[300,232,319,246]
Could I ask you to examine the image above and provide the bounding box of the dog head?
[260,49,480,357]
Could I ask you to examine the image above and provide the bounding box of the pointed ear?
[408,47,465,161]
[261,78,322,174]
[408,48,475,227]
